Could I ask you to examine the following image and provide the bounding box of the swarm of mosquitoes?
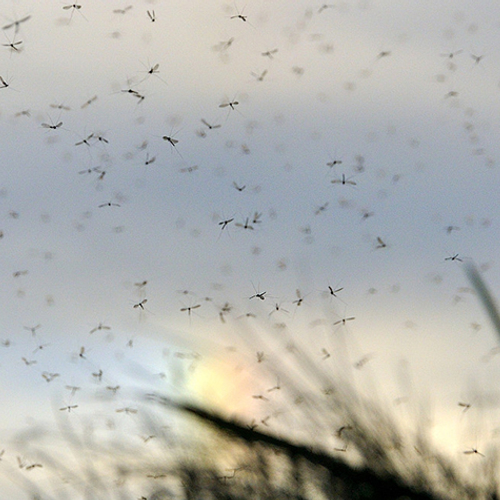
[0,1,497,498]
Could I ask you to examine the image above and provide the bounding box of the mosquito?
[377,50,391,59]
[233,181,246,191]
[63,4,87,21]
[293,289,306,306]
[252,212,262,224]
[375,237,387,249]
[59,405,78,412]
[78,166,102,176]
[318,4,335,13]
[147,10,156,22]
[463,448,484,457]
[471,53,485,66]
[315,202,329,215]
[106,385,120,393]
[261,48,278,58]
[133,299,147,309]
[2,15,31,33]
[33,343,50,353]
[331,174,356,186]
[41,117,63,130]
[445,253,463,262]
[162,131,183,158]
[201,118,221,130]
[2,35,22,52]
[180,303,201,316]
[75,133,94,146]
[98,201,120,208]
[113,6,132,14]
[230,3,248,23]
[24,324,41,336]
[81,95,97,109]
[140,62,168,86]
[92,369,103,381]
[144,153,156,166]
[458,402,471,412]
[25,463,43,470]
[50,103,71,111]
[251,69,267,82]
[334,316,355,326]
[42,372,59,382]
[218,218,234,231]
[328,285,344,297]
[116,407,138,414]
[440,49,463,59]
[235,217,253,230]
[269,302,289,316]
[267,377,281,392]
[249,284,266,300]
[21,357,37,366]
[0,76,10,89]
[90,322,111,334]
[219,98,239,110]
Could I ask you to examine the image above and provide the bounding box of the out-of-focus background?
[1,0,500,496]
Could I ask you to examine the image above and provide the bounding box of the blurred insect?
[445,253,463,262]
[116,407,138,414]
[262,48,278,58]
[445,225,460,234]
[81,95,97,109]
[440,49,463,59]
[252,212,262,224]
[78,166,102,176]
[375,237,387,249]
[334,316,355,326]
[233,181,246,191]
[24,324,41,336]
[89,323,111,334]
[256,351,265,362]
[315,202,329,215]
[98,201,120,208]
[106,385,120,393]
[180,303,201,316]
[92,369,103,381]
[360,209,374,221]
[143,153,156,166]
[21,357,37,366]
[179,165,198,173]
[42,372,59,382]
[252,394,269,401]
[135,280,148,289]
[251,69,268,82]
[59,405,78,412]
[2,15,31,33]
[41,117,63,130]
[471,53,485,66]
[66,385,80,395]
[458,402,471,412]
[133,299,147,309]
[318,4,335,12]
[50,103,71,111]
[377,50,391,59]
[292,289,307,306]
[463,448,484,457]
[354,354,374,369]
[113,6,132,14]
[0,76,11,88]
[331,174,356,186]
[25,463,43,470]
[33,343,50,353]
[236,217,253,230]
[201,118,221,130]
[267,377,281,392]
[147,10,156,22]
[321,348,331,360]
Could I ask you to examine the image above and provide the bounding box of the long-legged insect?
[249,282,266,300]
[147,10,156,22]
[59,405,78,412]
[2,34,22,52]
[235,217,253,230]
[334,316,355,326]
[445,253,463,262]
[261,48,278,59]
[41,115,63,131]
[133,299,147,309]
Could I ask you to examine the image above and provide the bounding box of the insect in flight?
[334,316,355,326]
[147,10,156,22]
[331,174,356,186]
[133,299,148,309]
[2,15,31,33]
[201,118,221,130]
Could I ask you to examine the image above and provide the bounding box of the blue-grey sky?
[1,0,500,496]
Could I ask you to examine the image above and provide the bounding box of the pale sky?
[1,0,500,497]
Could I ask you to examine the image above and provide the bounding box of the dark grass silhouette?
[7,263,500,500]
